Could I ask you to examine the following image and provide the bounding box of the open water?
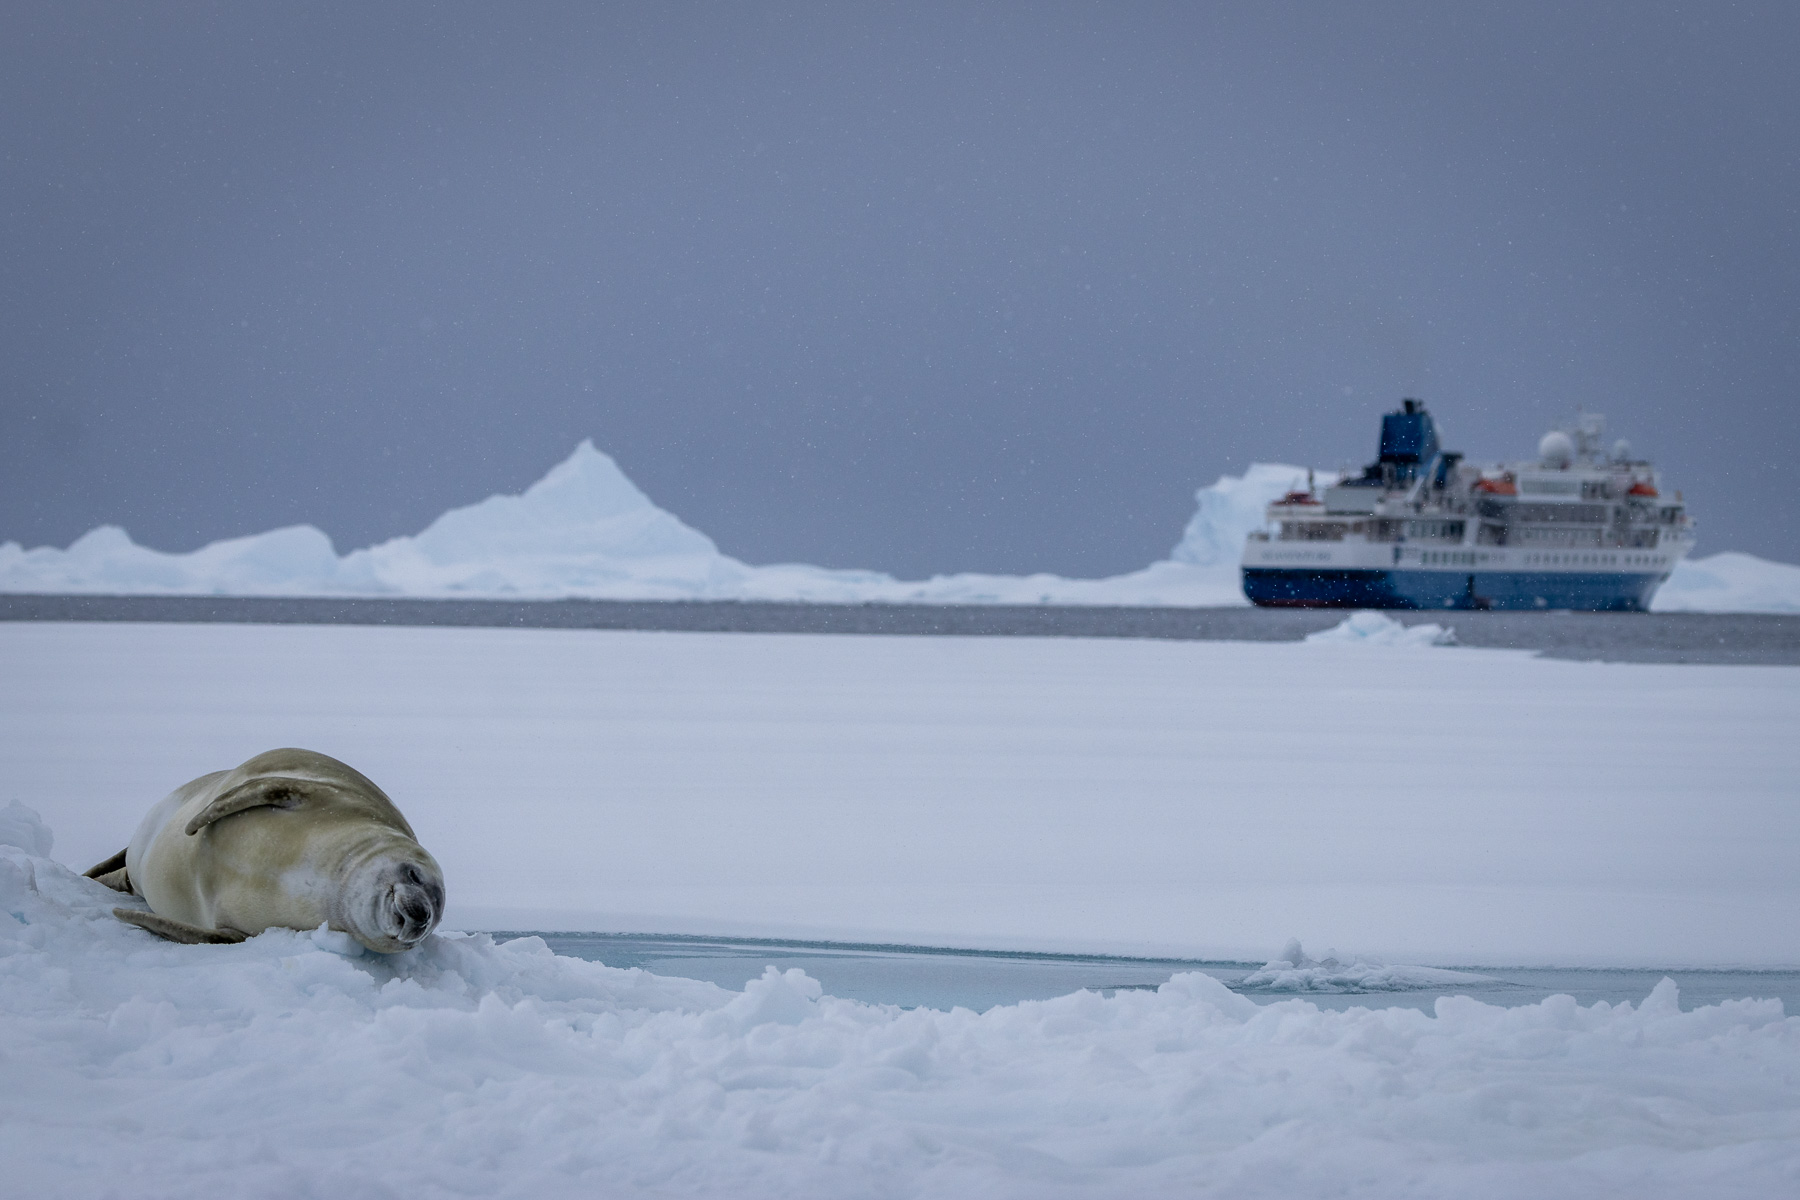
[521,933,1800,1015]
[3,594,1797,664]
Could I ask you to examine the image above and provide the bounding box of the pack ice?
[5,440,1793,610]
[3,807,1796,1199]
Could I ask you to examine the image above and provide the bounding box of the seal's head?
[336,843,447,953]
[181,748,446,953]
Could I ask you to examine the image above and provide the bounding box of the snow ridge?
[5,825,1800,1197]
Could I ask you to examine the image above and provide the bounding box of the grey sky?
[3,2,1796,577]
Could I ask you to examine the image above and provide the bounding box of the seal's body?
[87,749,445,953]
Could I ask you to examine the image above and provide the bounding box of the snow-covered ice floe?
[1239,939,1493,993]
[9,439,1794,611]
[1304,610,1458,647]
[10,621,1799,966]
[3,823,1798,1198]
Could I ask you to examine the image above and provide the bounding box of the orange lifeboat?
[1627,481,1658,498]
[1273,490,1321,506]
[1473,476,1517,496]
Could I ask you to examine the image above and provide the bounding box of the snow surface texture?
[4,835,1799,1199]
[1305,610,1458,647]
[7,622,1798,966]
[7,440,1793,609]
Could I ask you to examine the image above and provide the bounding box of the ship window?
[1520,477,1581,496]
[1406,519,1465,541]
[1280,521,1348,541]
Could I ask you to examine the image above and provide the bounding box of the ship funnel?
[1379,401,1438,465]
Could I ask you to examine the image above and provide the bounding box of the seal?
[85,748,445,953]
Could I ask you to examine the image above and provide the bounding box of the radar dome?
[1612,438,1632,462]
[1539,430,1574,467]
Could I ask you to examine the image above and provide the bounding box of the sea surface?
[520,933,1800,1014]
[4,593,1797,664]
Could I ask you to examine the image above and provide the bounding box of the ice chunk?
[0,801,52,857]
[1238,939,1493,993]
[706,965,824,1032]
[1305,610,1458,647]
[309,922,366,957]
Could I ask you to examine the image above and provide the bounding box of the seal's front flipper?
[184,777,309,835]
[113,908,247,945]
[84,849,132,893]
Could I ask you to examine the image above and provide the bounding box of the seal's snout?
[379,862,445,947]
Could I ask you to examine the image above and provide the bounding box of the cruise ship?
[1241,401,1694,610]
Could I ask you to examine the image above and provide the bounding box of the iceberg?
[0,522,345,596]
[335,440,757,598]
[1652,550,1800,614]
[1169,462,1330,569]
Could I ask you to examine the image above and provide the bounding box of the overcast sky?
[4,1,1796,577]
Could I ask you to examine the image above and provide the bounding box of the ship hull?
[1242,567,1667,612]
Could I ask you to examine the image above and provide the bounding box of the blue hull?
[1242,568,1666,612]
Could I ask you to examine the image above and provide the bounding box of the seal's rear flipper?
[113,908,247,945]
[84,849,132,894]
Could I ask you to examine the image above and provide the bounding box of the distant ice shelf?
[2,440,1796,612]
